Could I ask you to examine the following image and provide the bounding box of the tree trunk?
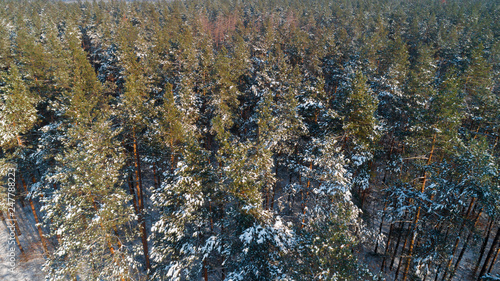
[487,242,499,274]
[374,202,388,254]
[441,198,476,281]
[402,134,436,281]
[270,154,279,211]
[434,264,442,281]
[450,207,483,279]
[20,175,48,255]
[133,130,151,271]
[381,223,394,272]
[474,218,494,274]
[203,201,215,281]
[203,259,208,281]
[390,219,407,270]
[478,227,500,280]
[395,220,412,280]
[128,175,139,214]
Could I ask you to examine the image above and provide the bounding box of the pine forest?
[0,0,499,280]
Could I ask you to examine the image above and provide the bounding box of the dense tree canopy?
[0,0,498,280]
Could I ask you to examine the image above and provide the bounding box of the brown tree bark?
[402,134,436,281]
[127,175,139,214]
[203,259,208,281]
[395,220,412,280]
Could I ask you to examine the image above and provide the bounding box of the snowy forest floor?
[0,202,46,281]
[358,185,500,281]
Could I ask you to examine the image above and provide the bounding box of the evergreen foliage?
[0,0,498,280]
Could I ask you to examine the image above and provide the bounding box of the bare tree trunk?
[128,175,139,213]
[450,207,482,279]
[479,227,500,280]
[474,218,494,275]
[203,259,208,281]
[381,223,394,272]
[391,219,407,270]
[395,220,412,280]
[441,198,476,281]
[270,154,279,211]
[434,224,452,281]
[487,242,499,274]
[434,264,442,281]
[374,202,388,254]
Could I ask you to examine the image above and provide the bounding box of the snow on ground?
[0,202,46,281]
[359,182,500,281]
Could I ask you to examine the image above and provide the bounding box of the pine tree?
[342,70,379,206]
[0,65,38,147]
[151,134,215,281]
[343,70,379,149]
[116,19,155,272]
[43,29,137,280]
[289,135,372,280]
